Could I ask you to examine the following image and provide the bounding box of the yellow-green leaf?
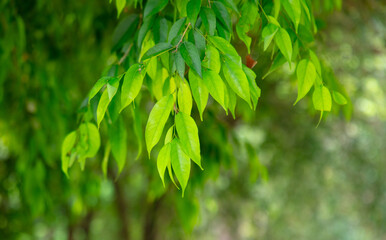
[145,94,174,156]
[120,64,146,112]
[189,70,208,120]
[157,142,171,186]
[178,79,193,115]
[171,139,191,196]
[175,112,202,168]
[275,28,293,65]
[294,59,316,105]
[202,69,226,112]
[332,91,347,105]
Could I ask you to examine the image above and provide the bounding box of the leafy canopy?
[62,0,349,196]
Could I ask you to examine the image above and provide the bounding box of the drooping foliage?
[61,0,349,195]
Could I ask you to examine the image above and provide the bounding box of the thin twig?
[118,43,133,65]
[174,22,191,52]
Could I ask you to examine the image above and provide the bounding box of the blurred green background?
[0,0,385,239]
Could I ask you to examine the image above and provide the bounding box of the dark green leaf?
[179,41,202,77]
[200,7,216,35]
[142,43,173,61]
[212,1,232,32]
[112,15,139,52]
[168,18,186,43]
[187,0,201,27]
[144,0,168,18]
[175,50,186,79]
[108,117,127,174]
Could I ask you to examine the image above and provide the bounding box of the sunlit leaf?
[120,64,147,112]
[189,70,208,120]
[171,139,191,196]
[178,79,193,115]
[145,94,174,156]
[175,112,202,168]
[294,59,316,105]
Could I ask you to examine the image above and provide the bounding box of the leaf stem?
[118,43,133,65]
[174,22,191,52]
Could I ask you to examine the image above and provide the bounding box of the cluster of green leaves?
[62,0,348,195]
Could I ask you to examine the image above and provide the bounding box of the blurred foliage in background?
[0,0,385,239]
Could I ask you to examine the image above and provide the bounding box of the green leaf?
[200,7,216,35]
[137,16,155,49]
[186,0,201,27]
[191,30,206,60]
[112,15,139,51]
[108,117,127,174]
[165,126,174,144]
[132,103,143,160]
[275,28,293,65]
[142,43,173,61]
[282,0,301,32]
[309,50,321,75]
[202,69,227,112]
[175,50,186,79]
[157,142,171,186]
[178,79,193,115]
[222,56,251,106]
[313,85,332,111]
[88,76,111,104]
[226,82,237,118]
[144,0,168,18]
[145,94,175,156]
[332,91,347,105]
[208,36,241,66]
[116,0,126,18]
[202,45,221,74]
[262,23,279,51]
[218,0,239,14]
[61,131,77,177]
[153,17,168,43]
[96,91,109,128]
[102,142,111,178]
[236,2,258,53]
[171,139,191,196]
[120,64,147,112]
[96,77,120,127]
[168,18,186,43]
[175,112,202,168]
[189,70,208,121]
[180,41,202,77]
[262,52,287,79]
[294,59,316,105]
[76,123,101,162]
[243,65,261,110]
[212,1,232,32]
